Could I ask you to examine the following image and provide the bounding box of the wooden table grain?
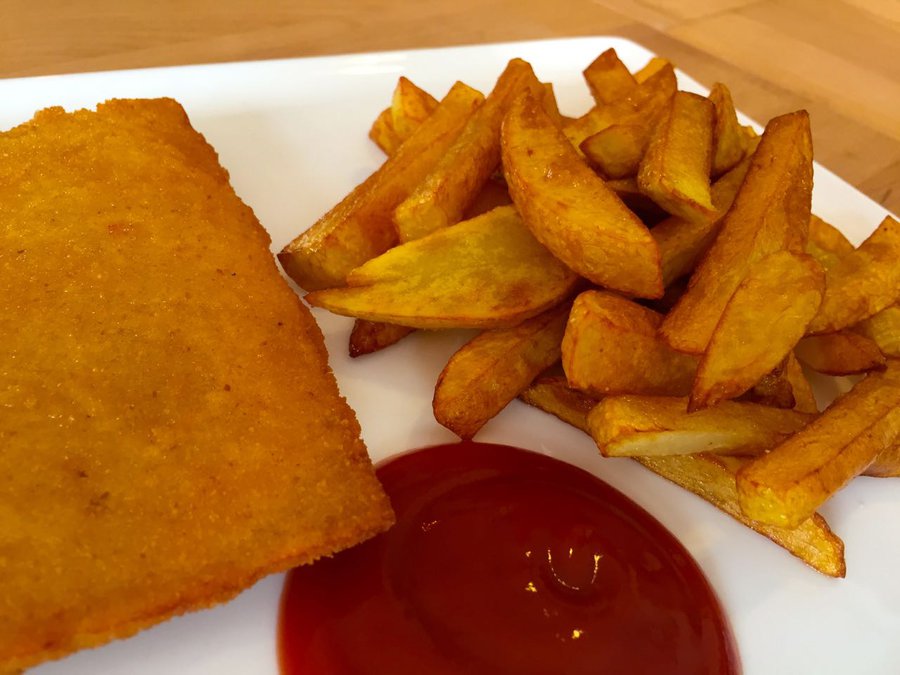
[2,0,897,212]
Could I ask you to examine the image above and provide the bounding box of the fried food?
[795,330,887,375]
[0,99,395,672]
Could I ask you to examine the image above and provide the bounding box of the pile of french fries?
[279,50,900,577]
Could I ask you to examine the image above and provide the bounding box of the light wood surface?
[3,0,897,212]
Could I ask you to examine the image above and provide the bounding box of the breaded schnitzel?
[0,99,394,671]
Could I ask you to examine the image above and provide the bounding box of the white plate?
[3,37,897,675]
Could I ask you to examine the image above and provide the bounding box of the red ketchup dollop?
[279,441,739,675]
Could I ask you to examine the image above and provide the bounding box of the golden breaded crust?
[0,99,394,671]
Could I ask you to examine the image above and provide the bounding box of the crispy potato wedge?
[580,123,648,179]
[348,319,415,358]
[637,91,716,223]
[855,304,900,357]
[518,378,845,577]
[660,111,813,354]
[305,206,579,329]
[588,395,813,458]
[539,82,565,128]
[709,82,750,177]
[582,48,638,106]
[605,177,669,224]
[807,215,900,334]
[691,251,824,410]
[433,303,570,438]
[369,107,400,155]
[795,330,887,375]
[502,93,663,298]
[279,82,484,290]
[561,291,697,397]
[391,77,439,140]
[809,214,853,257]
[564,63,677,150]
[653,150,754,286]
[737,360,900,527]
[393,59,541,243]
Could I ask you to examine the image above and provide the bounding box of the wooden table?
[3,0,897,213]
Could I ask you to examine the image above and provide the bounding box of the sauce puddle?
[279,441,739,674]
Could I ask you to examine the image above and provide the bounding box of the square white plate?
[2,37,897,675]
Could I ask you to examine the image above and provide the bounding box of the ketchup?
[279,441,739,675]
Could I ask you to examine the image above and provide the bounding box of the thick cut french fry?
[637,91,716,223]
[865,442,900,477]
[582,48,638,106]
[737,360,900,528]
[502,94,663,298]
[809,214,853,257]
[653,150,753,286]
[660,111,813,354]
[795,330,886,375]
[305,206,578,329]
[690,251,824,410]
[580,123,648,179]
[561,291,696,397]
[605,177,669,224]
[709,82,750,177]
[279,82,484,290]
[807,215,900,334]
[855,304,900,357]
[433,303,570,439]
[518,378,845,577]
[391,77,439,139]
[369,107,399,155]
[393,59,542,243]
[348,320,415,358]
[588,395,813,458]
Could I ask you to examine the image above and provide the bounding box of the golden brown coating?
[0,99,394,672]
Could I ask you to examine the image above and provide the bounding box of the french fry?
[653,149,754,286]
[865,442,900,477]
[279,81,484,290]
[433,303,570,438]
[855,304,900,357]
[348,319,415,358]
[391,77,439,139]
[807,215,900,334]
[393,59,542,243]
[709,82,750,177]
[305,205,579,329]
[737,360,900,528]
[809,214,853,260]
[605,177,669,224]
[690,250,824,410]
[518,378,845,577]
[637,91,716,223]
[587,395,813,458]
[369,107,400,155]
[580,123,648,179]
[561,291,696,397]
[502,93,663,298]
[660,111,813,354]
[795,330,887,375]
[582,48,638,106]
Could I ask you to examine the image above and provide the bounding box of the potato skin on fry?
[795,330,886,375]
[433,303,570,439]
[502,93,663,298]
